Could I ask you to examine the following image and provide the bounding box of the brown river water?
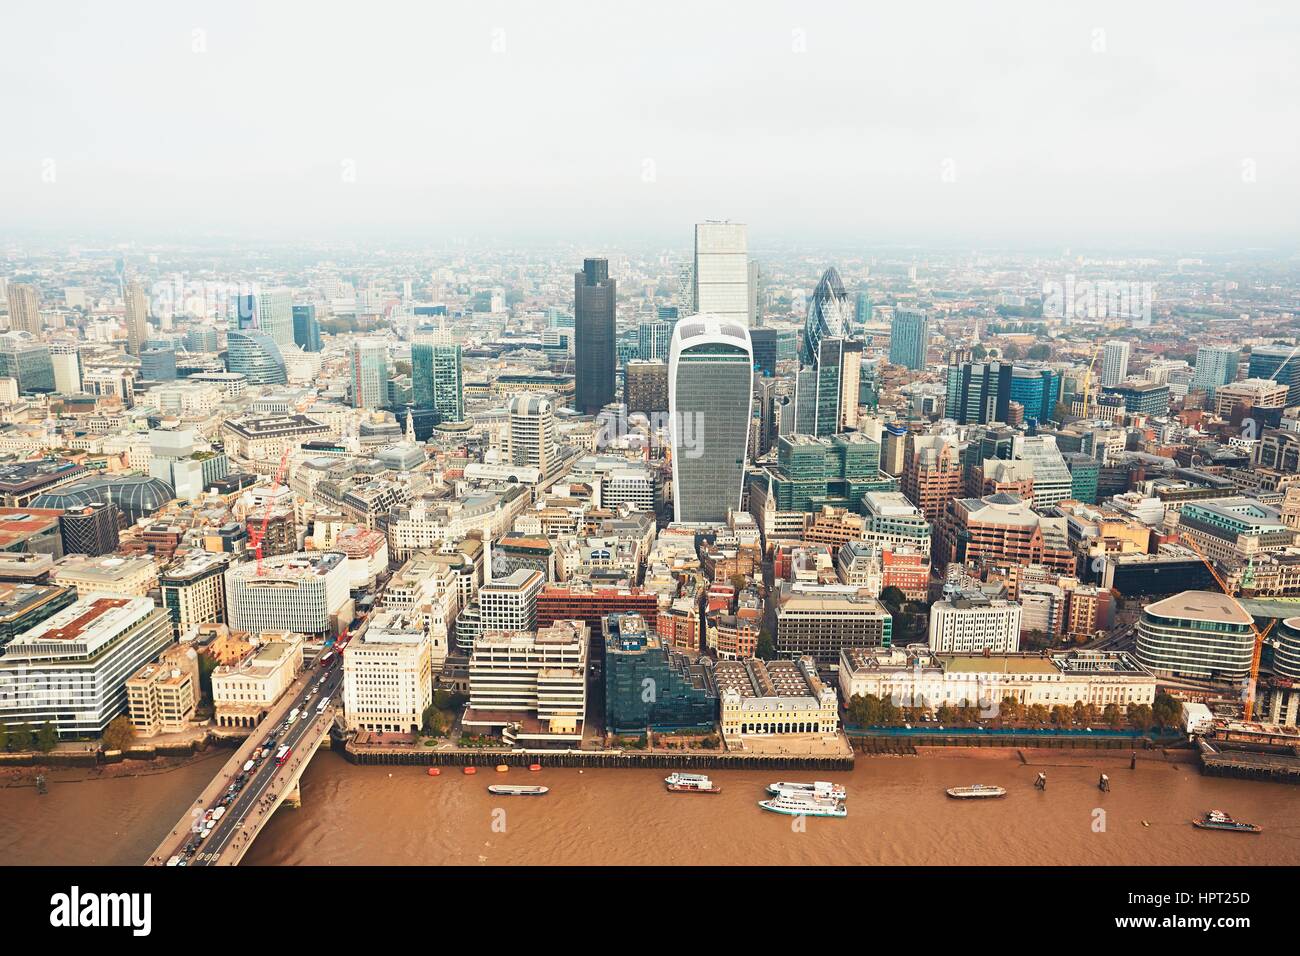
[3,749,1299,866]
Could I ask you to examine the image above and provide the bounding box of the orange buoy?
[495,764,509,773]
[528,763,542,772]
[427,767,440,777]
[463,766,477,775]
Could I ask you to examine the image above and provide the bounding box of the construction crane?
[249,446,292,577]
[1079,344,1103,418]
[1174,532,1275,721]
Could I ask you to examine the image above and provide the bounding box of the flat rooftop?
[1145,590,1254,626]
[940,654,1059,676]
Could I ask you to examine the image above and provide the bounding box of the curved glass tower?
[794,267,860,437]
[668,314,753,523]
[226,329,287,386]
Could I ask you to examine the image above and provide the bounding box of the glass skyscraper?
[693,221,750,327]
[411,342,463,422]
[1247,346,1300,407]
[575,258,616,414]
[225,330,286,386]
[351,339,388,408]
[794,267,861,437]
[1009,367,1062,424]
[0,332,54,393]
[669,314,753,523]
[946,360,1012,425]
[889,307,929,370]
[292,304,322,352]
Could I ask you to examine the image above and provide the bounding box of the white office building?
[225,551,350,638]
[693,221,750,326]
[1100,340,1131,388]
[929,596,1023,654]
[343,609,434,734]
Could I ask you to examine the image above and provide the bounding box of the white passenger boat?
[758,793,847,818]
[664,772,721,793]
[767,780,847,801]
[945,784,1007,799]
[487,785,549,796]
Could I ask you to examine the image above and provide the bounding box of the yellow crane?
[1079,344,1103,418]
[1175,533,1274,721]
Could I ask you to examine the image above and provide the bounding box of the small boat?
[759,793,847,818]
[946,784,1007,799]
[488,784,549,796]
[463,766,477,775]
[664,772,721,794]
[427,767,441,777]
[1192,810,1261,833]
[495,764,509,773]
[767,780,847,801]
[528,763,542,772]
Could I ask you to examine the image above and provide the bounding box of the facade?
[478,568,544,633]
[125,644,197,737]
[0,332,55,393]
[889,307,929,370]
[464,620,588,745]
[1100,340,1130,387]
[669,313,753,523]
[1175,497,1294,567]
[794,267,861,436]
[693,221,750,326]
[637,319,673,362]
[52,553,158,598]
[575,258,616,414]
[225,551,350,638]
[1191,346,1240,398]
[411,342,463,422]
[506,394,558,475]
[624,359,669,414]
[946,361,1012,425]
[1101,380,1170,417]
[0,594,174,737]
[225,329,287,386]
[159,550,229,638]
[937,492,1075,574]
[901,434,963,523]
[351,339,388,409]
[343,609,434,733]
[210,632,304,728]
[220,414,328,461]
[1136,590,1255,682]
[1213,378,1287,418]
[773,587,892,665]
[123,282,150,357]
[7,282,41,335]
[714,657,839,737]
[1247,345,1300,407]
[603,612,717,734]
[292,304,322,352]
[929,595,1023,653]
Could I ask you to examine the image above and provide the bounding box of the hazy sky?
[2,1,1298,248]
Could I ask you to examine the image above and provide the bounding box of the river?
[6,747,1295,866]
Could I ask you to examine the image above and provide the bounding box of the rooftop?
[1144,590,1254,626]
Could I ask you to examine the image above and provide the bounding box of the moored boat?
[759,793,847,818]
[488,784,549,796]
[1192,810,1261,833]
[664,772,721,793]
[767,780,847,801]
[463,766,477,775]
[946,784,1007,799]
[528,763,542,772]
[495,764,509,773]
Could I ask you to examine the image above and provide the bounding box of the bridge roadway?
[146,656,344,866]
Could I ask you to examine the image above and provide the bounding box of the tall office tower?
[749,327,778,377]
[256,289,294,348]
[1100,340,1131,387]
[669,314,753,523]
[889,307,929,370]
[1189,346,1239,398]
[854,289,872,328]
[6,283,41,335]
[675,263,695,317]
[945,360,1012,425]
[637,319,673,362]
[793,266,862,437]
[49,343,82,394]
[411,342,463,422]
[575,258,616,414]
[1009,366,1062,424]
[693,221,750,327]
[1247,345,1300,407]
[292,304,323,352]
[625,359,669,414]
[225,330,287,386]
[123,282,150,356]
[507,394,557,475]
[748,260,762,326]
[351,339,387,408]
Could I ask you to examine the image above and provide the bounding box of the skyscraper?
[946,361,1012,425]
[411,342,463,422]
[351,339,388,408]
[1100,340,1131,387]
[6,283,42,336]
[637,319,673,362]
[693,221,749,327]
[1190,346,1239,398]
[49,343,81,394]
[575,258,616,414]
[669,314,753,523]
[793,267,861,437]
[1246,345,1300,407]
[256,289,294,349]
[507,395,557,475]
[292,304,323,352]
[889,307,929,370]
[124,282,150,356]
[225,330,287,386]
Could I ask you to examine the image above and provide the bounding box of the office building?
[1100,380,1170,417]
[901,433,963,523]
[225,329,287,386]
[1214,378,1287,418]
[52,553,158,597]
[693,221,749,326]
[1135,590,1255,682]
[749,327,778,377]
[6,283,41,335]
[292,303,322,352]
[411,342,463,422]
[159,550,229,638]
[1009,367,1062,424]
[507,394,558,475]
[0,332,54,393]
[889,307,929,370]
[946,360,1012,425]
[929,595,1023,653]
[1191,346,1240,398]
[773,588,892,665]
[351,339,387,408]
[225,551,350,638]
[603,612,717,733]
[1247,345,1300,407]
[210,632,305,728]
[0,594,174,737]
[479,568,544,632]
[669,314,753,523]
[140,343,176,381]
[49,343,81,394]
[0,582,77,650]
[343,609,435,734]
[58,502,121,556]
[637,319,673,362]
[713,656,839,736]
[794,266,861,436]
[464,620,588,745]
[575,258,616,414]
[937,492,1075,574]
[1100,340,1131,387]
[126,644,198,737]
[624,359,668,414]
[124,281,150,356]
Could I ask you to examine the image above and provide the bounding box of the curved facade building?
[225,551,349,637]
[226,329,287,386]
[802,267,850,364]
[1135,590,1255,681]
[30,474,174,524]
[794,267,861,437]
[1275,617,1300,681]
[668,314,753,524]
